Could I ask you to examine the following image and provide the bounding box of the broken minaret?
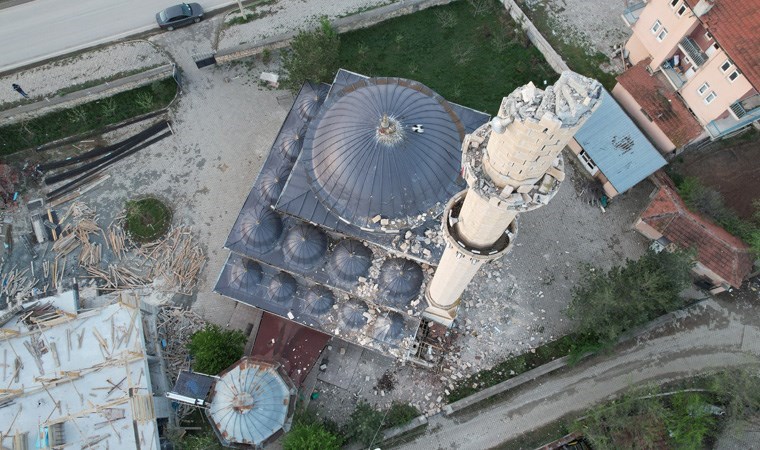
[424,71,602,326]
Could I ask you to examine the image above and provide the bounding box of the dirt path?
[396,297,760,449]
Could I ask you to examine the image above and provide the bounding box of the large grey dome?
[303,286,335,316]
[237,206,283,253]
[268,272,297,305]
[282,224,328,267]
[341,301,369,329]
[228,258,262,291]
[303,77,465,231]
[373,312,405,343]
[329,240,373,284]
[379,258,423,307]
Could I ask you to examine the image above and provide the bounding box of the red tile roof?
[639,184,754,288]
[686,0,760,90]
[617,60,704,148]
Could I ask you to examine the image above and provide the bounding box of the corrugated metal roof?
[208,358,295,447]
[575,89,667,193]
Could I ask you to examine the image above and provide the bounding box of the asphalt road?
[397,297,760,449]
[0,0,235,72]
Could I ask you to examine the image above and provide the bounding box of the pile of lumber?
[84,264,148,291]
[53,202,102,267]
[138,226,206,295]
[0,266,38,307]
[103,223,129,260]
[156,305,206,418]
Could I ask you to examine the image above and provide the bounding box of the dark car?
[156,3,204,30]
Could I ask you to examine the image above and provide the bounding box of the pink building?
[615,0,760,152]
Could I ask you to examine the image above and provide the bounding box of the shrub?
[344,401,385,446]
[187,324,246,375]
[282,17,339,92]
[283,418,341,450]
[385,402,419,428]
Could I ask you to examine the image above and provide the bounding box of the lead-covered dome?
[303,77,465,231]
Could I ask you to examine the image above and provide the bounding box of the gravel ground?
[0,41,170,108]
[524,0,632,58]
[217,0,397,48]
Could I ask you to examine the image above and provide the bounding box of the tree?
[187,324,246,374]
[282,17,340,92]
[565,249,693,345]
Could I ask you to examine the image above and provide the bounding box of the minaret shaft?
[423,72,602,327]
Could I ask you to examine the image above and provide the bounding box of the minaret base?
[422,294,460,327]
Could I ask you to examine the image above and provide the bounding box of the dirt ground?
[672,130,760,219]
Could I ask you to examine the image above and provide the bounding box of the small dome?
[373,312,405,343]
[282,224,328,268]
[341,301,368,329]
[303,286,335,316]
[330,240,373,284]
[260,165,291,204]
[228,258,262,291]
[277,125,307,161]
[268,272,297,305]
[379,258,423,307]
[238,206,283,253]
[296,84,329,121]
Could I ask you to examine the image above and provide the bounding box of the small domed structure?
[277,125,307,161]
[268,272,297,305]
[303,286,335,316]
[282,224,328,268]
[237,206,283,253]
[373,312,405,343]
[296,84,329,121]
[330,240,373,284]
[341,301,369,329]
[379,258,423,307]
[260,165,291,204]
[227,258,262,291]
[208,358,295,448]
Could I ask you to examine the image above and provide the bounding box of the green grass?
[0,78,176,156]
[447,333,599,402]
[337,0,558,114]
[124,197,172,243]
[518,0,617,90]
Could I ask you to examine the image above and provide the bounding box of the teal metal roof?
[575,90,666,193]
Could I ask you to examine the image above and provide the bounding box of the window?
[670,0,680,7]
[657,29,668,42]
[720,60,732,72]
[705,31,713,40]
[651,20,661,34]
[677,4,687,16]
[705,91,717,104]
[579,150,597,172]
[728,70,740,82]
[697,82,709,95]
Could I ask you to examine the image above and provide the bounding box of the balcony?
[622,2,646,27]
[661,63,687,90]
[706,95,760,138]
[678,37,707,67]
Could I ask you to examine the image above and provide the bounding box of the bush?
[283,415,342,450]
[282,17,339,92]
[566,249,693,345]
[344,401,385,446]
[187,324,246,374]
[123,197,172,243]
[385,402,419,428]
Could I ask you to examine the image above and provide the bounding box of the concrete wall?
[612,83,676,153]
[501,0,569,74]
